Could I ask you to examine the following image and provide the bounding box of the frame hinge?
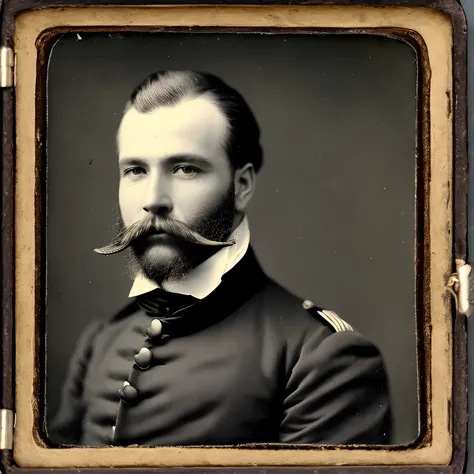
[0,409,14,450]
[446,259,472,317]
[0,46,15,88]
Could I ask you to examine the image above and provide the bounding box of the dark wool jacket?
[48,248,392,447]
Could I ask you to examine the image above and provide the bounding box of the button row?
[117,319,164,406]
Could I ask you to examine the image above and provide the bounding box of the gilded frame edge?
[3,2,465,472]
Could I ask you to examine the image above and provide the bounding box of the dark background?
[45,32,418,445]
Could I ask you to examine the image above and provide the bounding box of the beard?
[120,183,237,285]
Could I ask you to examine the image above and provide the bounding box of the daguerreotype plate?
[0,0,468,473]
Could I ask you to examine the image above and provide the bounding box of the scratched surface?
[463,0,474,471]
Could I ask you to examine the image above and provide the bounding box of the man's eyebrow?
[118,158,147,168]
[165,154,213,168]
[118,154,214,169]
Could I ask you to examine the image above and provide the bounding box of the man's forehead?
[117,94,230,159]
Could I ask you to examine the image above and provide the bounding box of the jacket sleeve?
[280,330,392,445]
[47,320,103,445]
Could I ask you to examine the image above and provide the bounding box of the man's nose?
[142,181,173,215]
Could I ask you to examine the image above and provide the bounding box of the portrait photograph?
[43,30,419,448]
[4,1,467,471]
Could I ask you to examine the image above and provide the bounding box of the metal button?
[302,299,314,310]
[134,347,152,369]
[146,318,163,339]
[118,383,138,404]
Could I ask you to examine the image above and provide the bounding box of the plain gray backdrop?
[45,32,418,445]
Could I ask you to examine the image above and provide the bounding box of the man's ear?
[234,163,256,212]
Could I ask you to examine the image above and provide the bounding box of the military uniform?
[49,247,392,447]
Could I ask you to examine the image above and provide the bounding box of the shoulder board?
[302,299,354,332]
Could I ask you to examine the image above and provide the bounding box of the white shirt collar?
[128,216,250,300]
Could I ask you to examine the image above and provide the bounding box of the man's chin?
[132,242,193,284]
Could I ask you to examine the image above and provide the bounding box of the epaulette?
[302,299,354,332]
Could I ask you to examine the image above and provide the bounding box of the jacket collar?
[112,247,267,337]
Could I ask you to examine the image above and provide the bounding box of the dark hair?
[124,70,263,172]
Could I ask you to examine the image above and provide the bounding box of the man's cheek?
[119,193,143,225]
[119,206,138,227]
[176,189,225,219]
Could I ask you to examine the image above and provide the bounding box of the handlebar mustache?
[94,214,235,256]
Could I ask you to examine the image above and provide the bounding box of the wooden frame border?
[0,1,468,473]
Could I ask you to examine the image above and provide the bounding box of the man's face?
[117,94,236,282]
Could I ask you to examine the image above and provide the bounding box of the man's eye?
[124,167,146,177]
[173,165,200,177]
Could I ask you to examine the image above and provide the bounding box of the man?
[49,70,392,447]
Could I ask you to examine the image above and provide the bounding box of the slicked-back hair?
[123,70,264,173]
